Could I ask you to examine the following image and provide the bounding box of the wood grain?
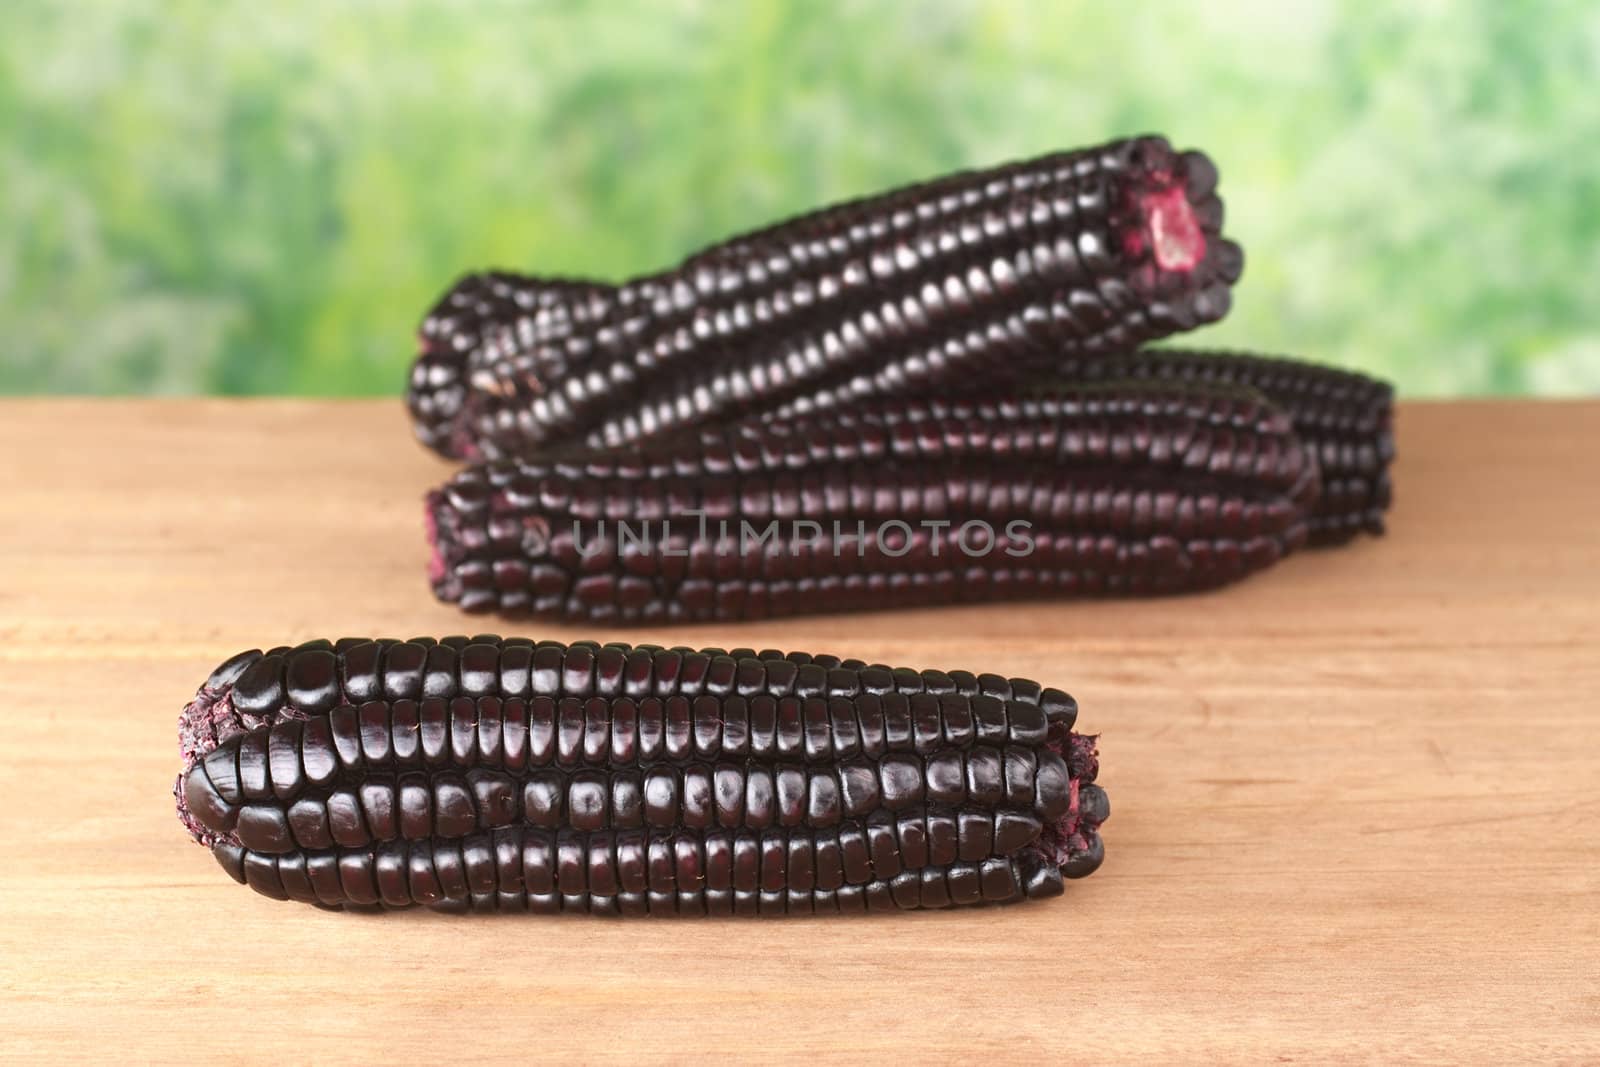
[0,399,1595,1063]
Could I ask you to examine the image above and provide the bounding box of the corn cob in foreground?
[177,638,1107,915]
[425,381,1317,622]
[409,134,1242,459]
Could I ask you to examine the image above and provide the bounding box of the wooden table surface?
[0,399,1595,1063]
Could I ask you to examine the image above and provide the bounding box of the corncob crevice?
[176,638,1107,915]
[408,135,1243,459]
[1059,349,1394,543]
[424,382,1317,622]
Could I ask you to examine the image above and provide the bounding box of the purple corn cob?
[408,135,1242,459]
[177,637,1107,915]
[764,347,1394,544]
[425,382,1316,623]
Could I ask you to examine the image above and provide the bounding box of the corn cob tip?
[424,489,476,612]
[408,271,493,461]
[1118,138,1243,292]
[408,339,482,462]
[1060,349,1396,545]
[410,272,617,459]
[1026,730,1107,887]
[175,647,292,849]
[174,680,244,848]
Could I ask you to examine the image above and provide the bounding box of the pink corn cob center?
[1143,184,1205,272]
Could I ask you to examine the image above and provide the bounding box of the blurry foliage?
[2,0,1597,396]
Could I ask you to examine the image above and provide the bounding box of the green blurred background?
[4,0,1597,397]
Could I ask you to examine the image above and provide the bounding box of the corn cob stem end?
[1138,183,1204,272]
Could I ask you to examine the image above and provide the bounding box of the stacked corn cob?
[426,383,1318,622]
[409,135,1241,458]
[409,134,1394,621]
[177,638,1106,913]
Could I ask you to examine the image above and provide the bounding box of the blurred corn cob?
[1055,350,1393,543]
[177,638,1107,914]
[408,135,1243,459]
[426,382,1316,623]
[759,348,1394,544]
